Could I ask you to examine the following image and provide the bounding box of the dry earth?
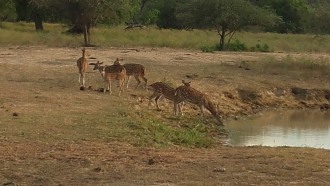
[0,46,329,185]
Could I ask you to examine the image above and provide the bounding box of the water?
[226,110,330,149]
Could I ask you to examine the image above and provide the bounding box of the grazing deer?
[148,82,183,111]
[77,48,89,87]
[114,58,148,89]
[90,60,126,96]
[174,82,224,126]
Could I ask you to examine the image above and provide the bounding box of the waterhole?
[226,110,330,149]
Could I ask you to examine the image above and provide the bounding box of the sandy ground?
[0,46,329,185]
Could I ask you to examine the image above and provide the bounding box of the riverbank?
[0,46,329,185]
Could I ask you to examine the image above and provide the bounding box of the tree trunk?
[219,30,226,51]
[215,25,227,51]
[33,11,43,31]
[83,24,88,46]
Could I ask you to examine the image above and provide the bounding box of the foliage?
[0,0,16,21]
[250,43,270,52]
[177,0,281,51]
[227,39,248,51]
[1,22,330,53]
[309,2,330,34]
[251,0,312,33]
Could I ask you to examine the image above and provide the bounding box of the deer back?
[123,64,145,76]
[103,64,126,80]
[175,85,205,104]
[149,82,176,100]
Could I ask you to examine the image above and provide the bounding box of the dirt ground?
[0,46,330,185]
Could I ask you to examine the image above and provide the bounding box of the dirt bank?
[0,47,329,185]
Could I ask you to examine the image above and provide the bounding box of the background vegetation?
[1,0,330,49]
[1,22,329,53]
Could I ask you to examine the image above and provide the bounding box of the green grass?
[1,22,330,52]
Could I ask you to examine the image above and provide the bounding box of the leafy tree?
[250,0,310,33]
[177,0,280,50]
[308,1,330,34]
[14,0,51,31]
[50,0,133,46]
[0,0,16,21]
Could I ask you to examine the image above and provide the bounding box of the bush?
[227,39,247,51]
[251,43,270,52]
[200,44,219,53]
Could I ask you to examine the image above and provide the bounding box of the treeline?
[0,0,329,49]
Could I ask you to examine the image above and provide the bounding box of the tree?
[250,0,310,33]
[309,1,330,34]
[14,0,51,31]
[177,0,280,50]
[50,0,129,46]
[0,0,16,21]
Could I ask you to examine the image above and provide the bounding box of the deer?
[76,48,89,87]
[173,80,224,126]
[148,82,181,111]
[89,60,126,96]
[113,58,148,89]
[148,81,188,112]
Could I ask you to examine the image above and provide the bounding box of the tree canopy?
[0,0,329,47]
[176,0,281,50]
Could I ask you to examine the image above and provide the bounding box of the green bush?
[227,39,247,51]
[251,43,270,52]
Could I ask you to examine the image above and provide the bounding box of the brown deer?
[90,60,126,96]
[76,48,89,87]
[174,81,224,126]
[148,82,182,111]
[114,58,148,89]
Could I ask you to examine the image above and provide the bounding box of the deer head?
[113,58,124,65]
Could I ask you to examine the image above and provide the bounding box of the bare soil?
[0,46,329,185]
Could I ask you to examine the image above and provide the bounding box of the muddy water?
[226,110,330,149]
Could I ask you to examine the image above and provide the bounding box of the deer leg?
[118,79,124,96]
[109,80,112,95]
[173,102,178,116]
[126,76,131,89]
[82,73,86,87]
[154,95,162,111]
[103,80,107,94]
[78,74,81,85]
[199,104,205,117]
[134,75,141,88]
[178,101,184,116]
[174,100,183,116]
[148,92,158,109]
[142,76,148,89]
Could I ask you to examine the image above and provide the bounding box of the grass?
[1,22,330,52]
[243,55,330,78]
[0,59,221,148]
[0,22,329,148]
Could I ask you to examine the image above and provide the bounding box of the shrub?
[227,39,247,51]
[251,43,270,52]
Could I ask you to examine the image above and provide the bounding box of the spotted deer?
[76,48,89,87]
[148,82,183,111]
[90,60,126,96]
[174,82,224,126]
[114,58,148,89]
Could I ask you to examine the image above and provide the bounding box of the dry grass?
[0,47,329,185]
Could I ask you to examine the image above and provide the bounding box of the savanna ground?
[0,46,330,185]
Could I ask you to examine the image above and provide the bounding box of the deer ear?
[89,63,95,65]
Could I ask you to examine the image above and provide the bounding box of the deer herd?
[77,48,224,126]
